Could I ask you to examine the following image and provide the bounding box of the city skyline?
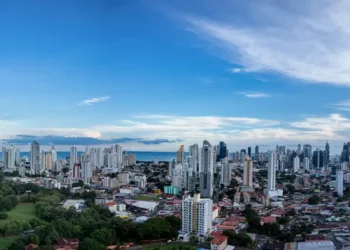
[1,1,350,152]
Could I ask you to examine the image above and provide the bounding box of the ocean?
[0,151,178,162]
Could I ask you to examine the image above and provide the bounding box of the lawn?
[136,195,159,201]
[0,236,19,249]
[0,203,37,225]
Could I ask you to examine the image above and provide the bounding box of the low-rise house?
[210,236,228,250]
[52,238,79,250]
[261,216,277,225]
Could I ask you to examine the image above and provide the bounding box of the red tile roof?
[211,236,228,245]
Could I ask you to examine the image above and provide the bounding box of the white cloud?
[78,96,110,106]
[237,92,271,98]
[2,113,350,152]
[332,99,350,111]
[181,0,350,85]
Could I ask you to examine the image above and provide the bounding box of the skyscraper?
[218,141,227,162]
[30,141,40,174]
[81,151,92,181]
[7,145,16,170]
[303,157,310,171]
[200,140,214,198]
[268,151,277,191]
[337,171,344,197]
[189,144,199,177]
[243,158,253,187]
[97,147,104,167]
[247,147,252,158]
[15,148,20,166]
[70,146,77,169]
[293,156,300,173]
[2,147,8,168]
[51,146,57,170]
[182,193,213,236]
[325,142,330,166]
[176,145,185,165]
[255,146,259,155]
[45,153,51,169]
[220,161,232,186]
[303,144,312,159]
[297,144,301,154]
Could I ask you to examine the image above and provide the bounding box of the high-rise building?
[176,145,185,165]
[337,171,344,197]
[218,141,227,162]
[247,147,252,158]
[243,158,253,187]
[255,146,259,156]
[72,164,79,179]
[181,193,213,236]
[303,157,310,171]
[268,151,277,191]
[303,144,312,159]
[15,148,20,166]
[189,144,200,176]
[297,144,301,154]
[7,145,16,170]
[293,156,300,173]
[40,150,46,172]
[30,141,40,174]
[200,140,214,198]
[45,153,51,170]
[220,161,232,186]
[97,147,104,167]
[81,151,92,181]
[2,146,8,168]
[325,142,330,166]
[70,146,77,169]
[51,146,57,170]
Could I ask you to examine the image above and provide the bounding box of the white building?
[182,193,213,237]
[119,172,130,184]
[243,158,253,187]
[70,146,77,170]
[51,146,57,170]
[293,156,300,173]
[30,141,40,174]
[200,140,214,198]
[220,161,232,186]
[15,148,21,166]
[303,157,310,171]
[268,151,277,191]
[7,145,16,170]
[337,171,344,197]
[97,147,104,167]
[81,151,92,182]
[189,144,199,177]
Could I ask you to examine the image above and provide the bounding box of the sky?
[1,0,350,154]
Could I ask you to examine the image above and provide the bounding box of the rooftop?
[211,236,228,245]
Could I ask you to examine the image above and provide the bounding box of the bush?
[0,213,8,220]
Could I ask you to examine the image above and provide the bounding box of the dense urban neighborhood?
[0,141,349,250]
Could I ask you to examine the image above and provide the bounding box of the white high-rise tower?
[337,171,344,197]
[268,151,277,191]
[70,146,77,169]
[243,158,253,187]
[293,156,300,172]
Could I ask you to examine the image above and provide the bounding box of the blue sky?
[1,0,350,153]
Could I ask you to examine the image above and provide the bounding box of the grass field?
[136,195,159,201]
[0,236,19,249]
[0,203,37,225]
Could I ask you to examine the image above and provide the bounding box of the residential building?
[119,172,130,184]
[243,158,253,187]
[30,141,40,174]
[70,146,77,170]
[303,157,310,171]
[210,236,228,250]
[176,145,185,165]
[293,156,300,173]
[182,193,213,236]
[164,186,179,195]
[337,171,344,197]
[268,151,277,191]
[200,140,214,198]
[81,151,92,182]
[220,161,232,186]
[46,152,51,170]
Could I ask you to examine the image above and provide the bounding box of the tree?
[189,235,199,244]
[91,228,115,246]
[286,208,296,217]
[78,238,105,250]
[165,216,182,230]
[244,205,262,233]
[308,195,320,205]
[277,216,289,225]
[0,212,8,220]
